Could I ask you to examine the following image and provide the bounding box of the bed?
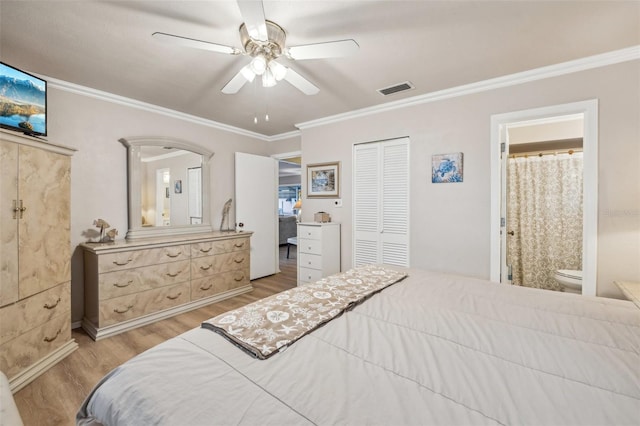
[77,266,640,425]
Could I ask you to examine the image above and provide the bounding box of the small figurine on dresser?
[92,218,118,243]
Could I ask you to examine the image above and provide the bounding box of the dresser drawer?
[299,253,322,270]
[98,259,190,300]
[98,244,189,273]
[299,267,323,284]
[191,268,250,300]
[99,281,190,326]
[0,312,70,379]
[298,238,322,255]
[191,237,249,258]
[298,226,322,240]
[0,282,70,345]
[191,251,249,279]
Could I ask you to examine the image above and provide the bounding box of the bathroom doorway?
[505,116,584,291]
[490,100,598,296]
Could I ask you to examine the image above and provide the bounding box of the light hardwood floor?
[13,246,298,426]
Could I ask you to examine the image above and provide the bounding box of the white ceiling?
[1,1,638,137]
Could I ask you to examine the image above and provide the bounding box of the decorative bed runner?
[202,265,408,359]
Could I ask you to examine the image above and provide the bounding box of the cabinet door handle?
[43,297,61,309]
[199,247,212,253]
[234,274,245,282]
[114,305,134,314]
[200,264,212,270]
[200,283,213,291]
[166,292,182,300]
[165,251,182,258]
[13,200,27,219]
[113,258,133,266]
[233,257,244,264]
[166,270,183,277]
[43,329,61,343]
[113,280,133,288]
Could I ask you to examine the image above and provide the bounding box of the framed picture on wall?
[307,162,340,198]
[432,152,463,183]
[174,180,182,194]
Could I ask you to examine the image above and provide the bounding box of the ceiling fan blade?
[237,0,268,42]
[222,65,255,94]
[287,39,359,60]
[284,68,319,95]
[152,32,239,55]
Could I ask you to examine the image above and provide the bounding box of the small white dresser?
[297,222,340,285]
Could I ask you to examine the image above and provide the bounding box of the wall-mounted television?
[0,62,47,137]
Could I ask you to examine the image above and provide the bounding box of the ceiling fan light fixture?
[262,68,277,87]
[268,60,288,81]
[250,55,267,75]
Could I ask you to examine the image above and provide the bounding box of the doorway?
[490,100,598,296]
[273,151,302,272]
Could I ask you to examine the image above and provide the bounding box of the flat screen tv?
[0,62,47,137]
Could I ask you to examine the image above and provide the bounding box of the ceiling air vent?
[377,81,414,96]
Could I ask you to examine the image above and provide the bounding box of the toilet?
[554,269,582,294]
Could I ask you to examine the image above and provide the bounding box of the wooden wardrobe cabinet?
[0,130,78,392]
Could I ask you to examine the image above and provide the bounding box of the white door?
[353,137,410,267]
[235,152,278,279]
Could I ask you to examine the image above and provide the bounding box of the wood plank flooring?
[12,246,297,426]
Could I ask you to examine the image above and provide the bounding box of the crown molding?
[296,45,640,130]
[41,45,638,140]
[44,77,274,141]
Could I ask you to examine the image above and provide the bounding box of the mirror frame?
[119,136,215,240]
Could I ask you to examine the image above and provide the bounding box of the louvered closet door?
[353,137,409,267]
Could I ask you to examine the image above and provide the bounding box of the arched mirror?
[119,137,214,240]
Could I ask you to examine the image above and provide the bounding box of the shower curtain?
[507,152,583,291]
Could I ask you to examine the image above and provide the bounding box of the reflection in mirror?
[140,146,202,227]
[120,137,214,240]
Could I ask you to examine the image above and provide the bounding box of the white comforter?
[77,268,640,425]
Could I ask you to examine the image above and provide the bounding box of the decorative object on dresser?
[297,222,340,285]
[92,218,118,243]
[0,129,78,392]
[220,198,232,231]
[81,232,252,340]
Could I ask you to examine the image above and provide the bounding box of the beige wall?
[299,60,640,298]
[42,59,640,323]
[47,88,271,323]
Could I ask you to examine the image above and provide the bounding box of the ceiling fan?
[152,0,359,95]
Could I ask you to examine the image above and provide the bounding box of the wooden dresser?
[0,130,77,392]
[81,231,251,340]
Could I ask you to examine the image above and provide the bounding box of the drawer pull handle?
[43,329,61,343]
[234,275,245,282]
[166,292,182,300]
[113,258,133,266]
[43,297,61,309]
[166,270,183,277]
[308,261,312,265]
[200,283,213,291]
[166,251,182,258]
[114,305,133,314]
[113,280,133,288]
[200,264,212,271]
[234,258,244,264]
[234,242,245,248]
[199,247,212,253]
